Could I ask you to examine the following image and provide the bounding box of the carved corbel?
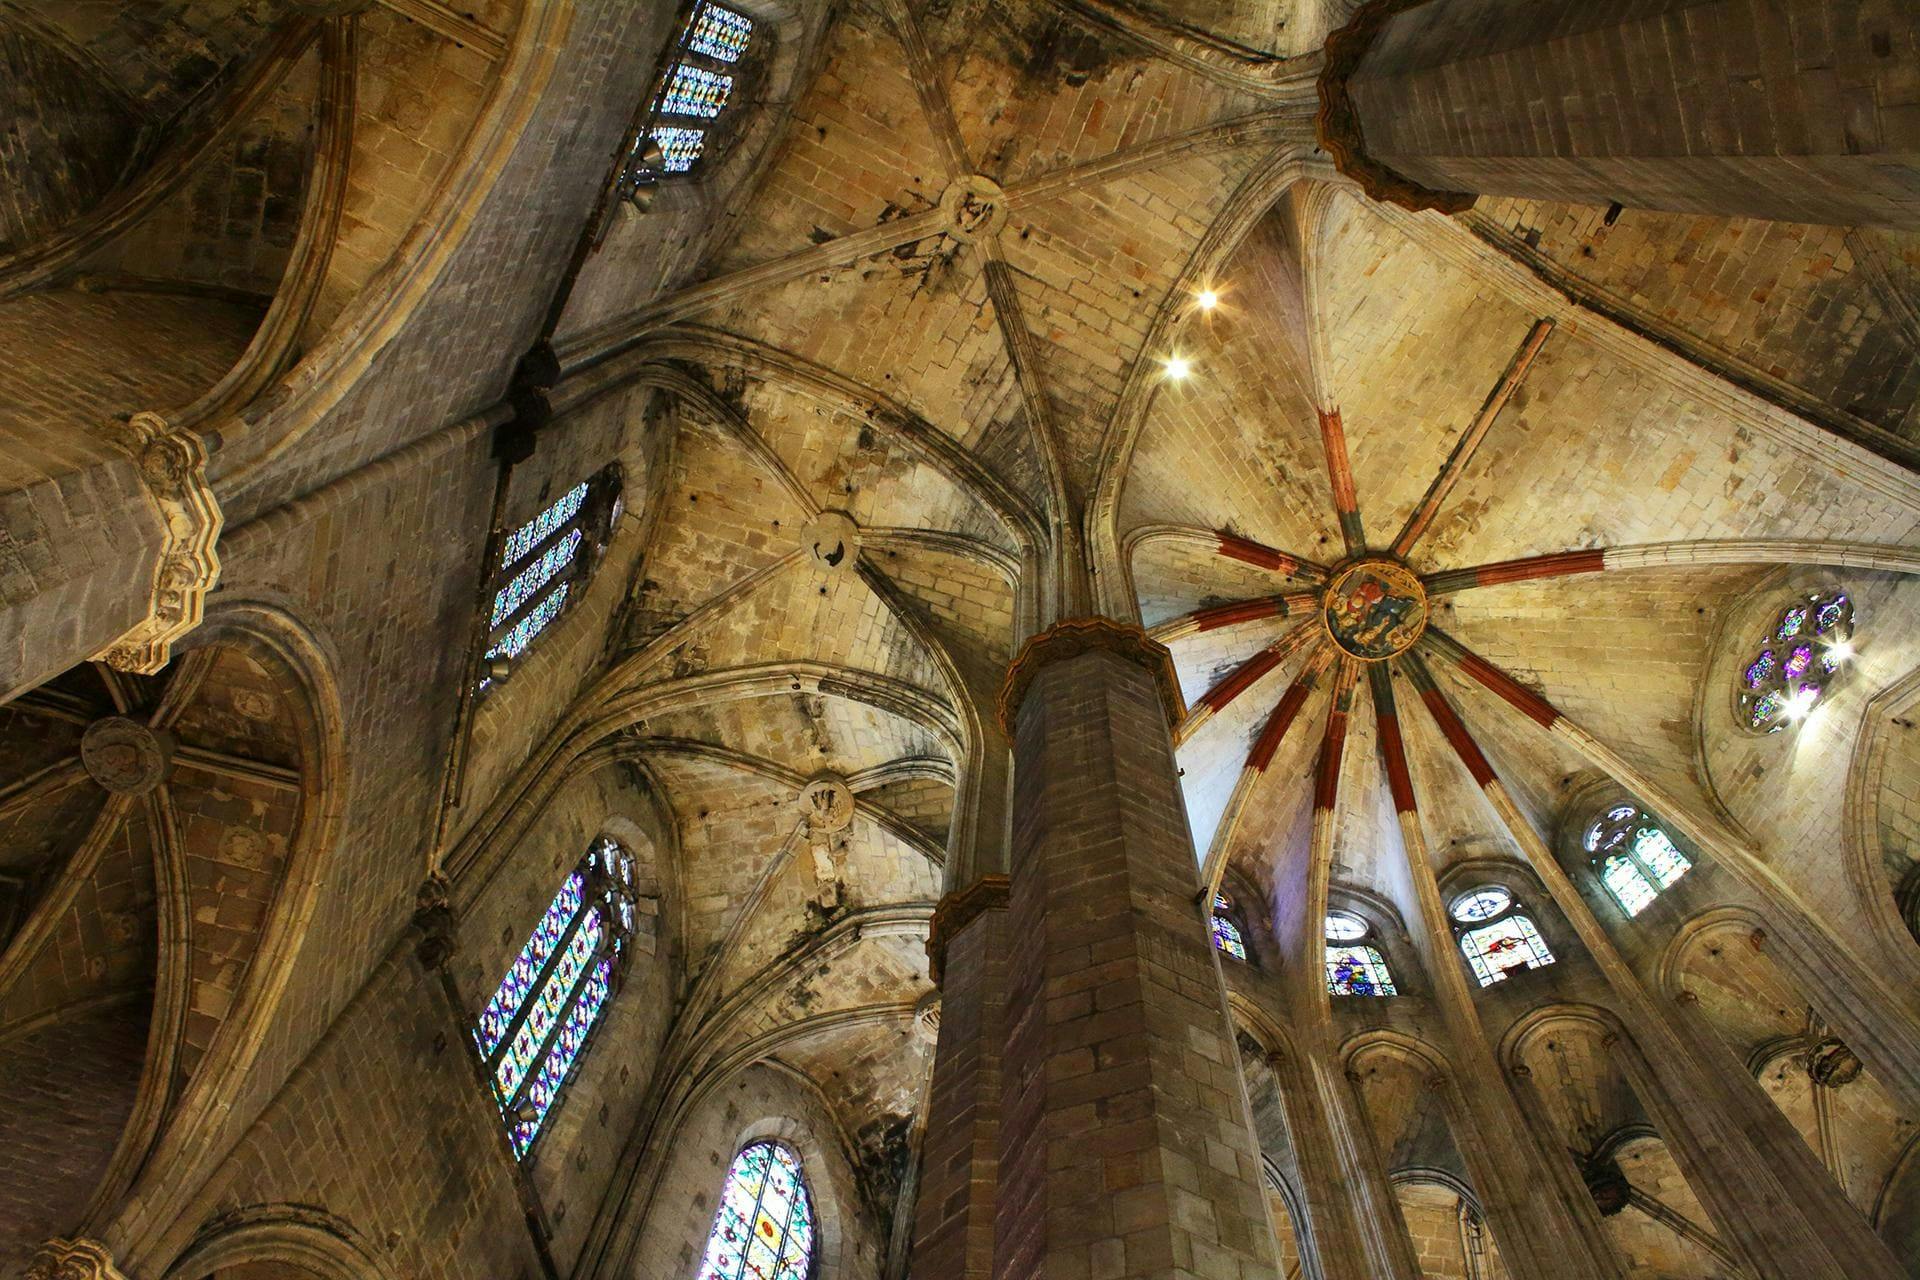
[26,1238,128,1280]
[92,413,223,674]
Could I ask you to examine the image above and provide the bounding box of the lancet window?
[1736,589,1855,733]
[696,1141,817,1280]
[623,2,756,188]
[1324,911,1395,997]
[481,466,620,688]
[1211,893,1248,962]
[473,836,636,1156]
[1449,885,1554,987]
[1585,803,1692,917]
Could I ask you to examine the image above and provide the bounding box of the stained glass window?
[1585,804,1691,917]
[687,2,754,61]
[474,837,637,1157]
[623,3,756,188]
[1737,590,1854,733]
[1326,945,1395,996]
[1212,893,1248,961]
[698,1141,816,1280]
[1324,911,1369,942]
[1460,915,1555,987]
[480,469,618,687]
[1448,885,1511,924]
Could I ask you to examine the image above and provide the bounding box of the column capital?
[995,616,1184,738]
[27,1238,127,1280]
[1315,0,1477,216]
[412,872,458,971]
[926,873,1010,985]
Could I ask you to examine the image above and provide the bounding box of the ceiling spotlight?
[1196,289,1219,311]
[1164,356,1192,380]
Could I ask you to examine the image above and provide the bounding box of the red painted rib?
[1201,645,1288,713]
[1216,533,1301,575]
[1318,407,1359,514]
[1457,652,1560,730]
[1376,710,1417,814]
[1313,713,1348,812]
[1193,596,1290,633]
[1418,688,1497,786]
[1475,549,1605,587]
[1249,679,1312,772]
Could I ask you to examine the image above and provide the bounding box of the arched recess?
[1339,1033,1510,1280]
[0,600,343,1260]
[1504,1007,1735,1278]
[161,1204,396,1280]
[1666,910,1920,1229]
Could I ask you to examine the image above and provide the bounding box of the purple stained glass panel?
[475,871,584,1056]
[509,954,614,1155]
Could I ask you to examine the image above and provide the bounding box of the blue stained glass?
[1211,900,1247,961]
[1744,650,1776,689]
[475,871,585,1056]
[496,907,603,1102]
[1449,885,1511,923]
[650,125,707,173]
[1325,945,1395,996]
[687,3,753,61]
[491,528,583,627]
[509,955,614,1154]
[1749,689,1784,727]
[1776,606,1809,639]
[502,483,588,569]
[660,63,733,118]
[697,1142,817,1280]
[488,583,570,660]
[1815,595,1850,633]
[1461,915,1554,987]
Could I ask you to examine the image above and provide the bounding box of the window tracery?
[1211,893,1248,961]
[474,836,636,1156]
[1449,885,1554,987]
[624,2,757,186]
[1324,912,1395,996]
[1736,589,1855,733]
[481,467,620,687]
[1584,803,1692,917]
[697,1140,817,1280]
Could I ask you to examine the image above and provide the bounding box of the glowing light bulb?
[1164,356,1192,380]
[1196,289,1219,311]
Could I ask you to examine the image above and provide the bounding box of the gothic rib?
[873,0,971,180]
[1414,626,1920,1086]
[1423,539,1920,596]
[1150,591,1321,643]
[1176,621,1320,743]
[1303,659,1360,1014]
[1317,407,1365,554]
[1389,318,1555,559]
[1199,645,1333,898]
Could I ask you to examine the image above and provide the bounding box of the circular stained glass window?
[1449,885,1512,924]
[1324,911,1369,941]
[1736,590,1855,735]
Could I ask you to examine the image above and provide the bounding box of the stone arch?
[161,1204,397,1280]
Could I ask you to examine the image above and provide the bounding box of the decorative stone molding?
[412,873,458,971]
[995,616,1185,738]
[1581,1158,1631,1217]
[937,175,1008,243]
[1807,1036,1864,1089]
[913,989,942,1043]
[925,873,1010,985]
[799,511,860,575]
[1315,0,1476,216]
[80,717,174,795]
[25,1238,127,1280]
[92,413,223,675]
[801,773,856,835]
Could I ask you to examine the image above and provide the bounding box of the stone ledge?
[994,616,1185,739]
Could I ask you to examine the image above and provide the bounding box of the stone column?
[993,619,1279,1280]
[913,877,1011,1279]
[1318,0,1920,228]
